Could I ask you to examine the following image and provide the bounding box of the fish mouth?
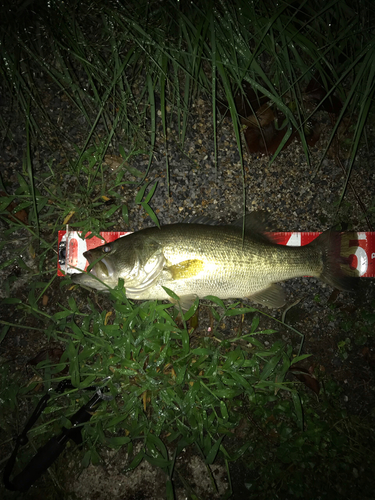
[83,251,115,279]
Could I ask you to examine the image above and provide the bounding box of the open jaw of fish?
[71,214,359,311]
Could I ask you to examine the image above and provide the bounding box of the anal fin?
[247,284,286,309]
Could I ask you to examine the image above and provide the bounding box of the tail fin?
[309,230,359,291]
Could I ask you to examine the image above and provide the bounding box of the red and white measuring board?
[57,230,375,277]
[57,230,132,276]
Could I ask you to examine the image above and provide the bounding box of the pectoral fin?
[167,259,204,280]
[247,284,286,309]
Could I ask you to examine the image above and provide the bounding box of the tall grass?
[2,0,374,179]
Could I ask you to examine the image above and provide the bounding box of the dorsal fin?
[181,211,276,243]
[182,211,272,229]
[231,211,270,230]
[181,215,223,225]
[231,212,276,244]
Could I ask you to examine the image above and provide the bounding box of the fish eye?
[102,245,112,253]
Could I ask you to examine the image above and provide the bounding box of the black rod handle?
[11,435,66,492]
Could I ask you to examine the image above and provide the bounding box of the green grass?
[1,281,374,498]
[1,1,375,498]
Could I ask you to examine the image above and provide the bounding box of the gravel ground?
[1,76,375,499]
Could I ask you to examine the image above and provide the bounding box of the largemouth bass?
[71,215,358,309]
